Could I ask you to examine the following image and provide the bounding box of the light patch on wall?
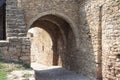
[28,27,54,66]
[17,0,22,7]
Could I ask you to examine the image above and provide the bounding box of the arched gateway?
[27,12,79,70]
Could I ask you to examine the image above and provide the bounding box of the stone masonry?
[0,0,119,80]
[0,0,30,65]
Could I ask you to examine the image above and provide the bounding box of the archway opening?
[28,27,62,66]
[28,14,76,70]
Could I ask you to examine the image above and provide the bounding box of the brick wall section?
[102,0,120,80]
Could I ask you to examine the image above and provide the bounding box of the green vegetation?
[0,62,9,80]
[0,70,7,80]
[0,60,31,80]
[23,72,32,78]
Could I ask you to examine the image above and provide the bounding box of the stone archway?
[27,11,80,48]
[28,27,57,66]
[28,13,78,70]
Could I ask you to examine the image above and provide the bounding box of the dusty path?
[7,70,35,80]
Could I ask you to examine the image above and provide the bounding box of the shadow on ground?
[35,67,90,80]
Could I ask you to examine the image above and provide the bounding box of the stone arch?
[27,12,79,70]
[27,11,80,48]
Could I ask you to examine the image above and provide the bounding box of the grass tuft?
[0,60,31,80]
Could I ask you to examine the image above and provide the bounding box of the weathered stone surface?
[0,0,119,80]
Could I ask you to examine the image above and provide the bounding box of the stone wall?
[0,37,30,64]
[0,0,119,80]
[0,41,9,59]
[78,0,103,79]
[79,0,120,80]
[102,0,120,80]
[6,0,26,38]
[19,0,80,27]
[0,0,30,65]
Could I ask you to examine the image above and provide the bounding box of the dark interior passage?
[0,0,6,40]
